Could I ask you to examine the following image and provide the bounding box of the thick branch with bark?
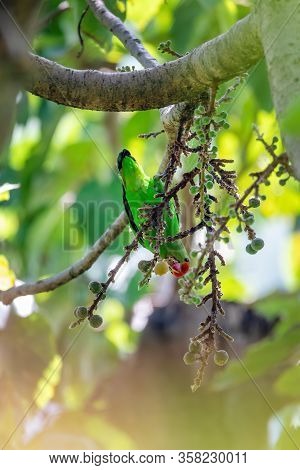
[0,213,128,305]
[256,0,300,178]
[26,14,262,112]
[87,0,186,156]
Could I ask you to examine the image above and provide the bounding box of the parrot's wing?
[152,177,179,224]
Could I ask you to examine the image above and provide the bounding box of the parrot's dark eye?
[184,257,189,262]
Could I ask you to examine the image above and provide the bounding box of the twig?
[87,0,157,68]
[0,212,128,305]
[158,40,183,58]
[77,5,89,58]
[87,0,196,172]
[87,231,141,316]
[138,130,165,139]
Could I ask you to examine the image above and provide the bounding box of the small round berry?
[249,197,261,208]
[244,215,255,226]
[74,306,88,319]
[246,244,257,255]
[183,352,198,365]
[205,180,214,190]
[189,185,199,195]
[214,350,229,366]
[138,260,152,273]
[251,238,264,251]
[154,260,169,276]
[89,314,103,329]
[236,225,243,233]
[189,341,200,354]
[279,179,287,186]
[88,281,103,294]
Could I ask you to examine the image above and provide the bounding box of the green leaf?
[281,95,300,135]
[248,60,273,112]
[274,365,300,398]
[213,329,300,390]
[182,153,198,172]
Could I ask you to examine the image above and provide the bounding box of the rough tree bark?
[256,0,300,177]
[26,14,262,112]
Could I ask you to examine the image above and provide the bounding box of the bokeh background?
[0,0,300,450]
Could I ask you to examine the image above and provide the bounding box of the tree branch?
[0,8,264,305]
[0,212,128,305]
[86,0,193,170]
[256,0,300,178]
[26,13,262,112]
[87,0,157,69]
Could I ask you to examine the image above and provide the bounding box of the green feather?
[118,149,189,263]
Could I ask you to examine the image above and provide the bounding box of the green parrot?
[118,149,190,277]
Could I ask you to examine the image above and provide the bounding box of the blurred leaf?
[127,0,163,29]
[248,60,273,112]
[281,96,300,135]
[182,153,198,173]
[105,320,137,353]
[291,232,300,284]
[269,405,300,449]
[0,255,16,289]
[255,292,300,336]
[213,329,300,390]
[16,92,29,126]
[76,177,122,246]
[274,365,300,398]
[101,298,125,322]
[0,183,20,202]
[0,209,19,240]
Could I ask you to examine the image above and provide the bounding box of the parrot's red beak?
[170,260,190,278]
